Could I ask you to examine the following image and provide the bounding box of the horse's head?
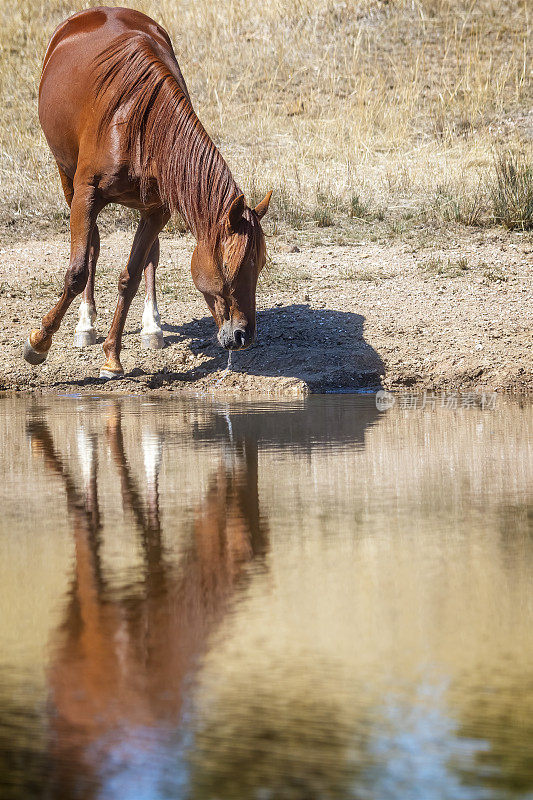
[191,192,271,350]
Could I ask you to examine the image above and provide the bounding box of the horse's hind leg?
[74,225,100,347]
[141,237,164,349]
[24,182,100,364]
[57,164,100,348]
[100,210,169,379]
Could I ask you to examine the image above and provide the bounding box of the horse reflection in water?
[27,405,268,797]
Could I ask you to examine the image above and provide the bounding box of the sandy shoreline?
[0,227,531,396]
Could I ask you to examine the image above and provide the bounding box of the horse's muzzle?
[218,320,254,350]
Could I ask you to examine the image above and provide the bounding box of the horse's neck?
[158,101,240,240]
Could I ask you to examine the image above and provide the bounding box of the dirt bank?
[0,226,531,396]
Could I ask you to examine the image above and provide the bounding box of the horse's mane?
[92,32,241,240]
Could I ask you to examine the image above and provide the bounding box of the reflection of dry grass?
[0,0,531,235]
[189,657,369,800]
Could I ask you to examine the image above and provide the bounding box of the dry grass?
[421,254,470,277]
[492,149,533,230]
[0,0,531,237]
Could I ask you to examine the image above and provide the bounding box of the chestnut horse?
[24,7,271,379]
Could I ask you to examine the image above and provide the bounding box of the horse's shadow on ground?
[162,304,384,391]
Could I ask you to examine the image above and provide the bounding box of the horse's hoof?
[74,330,97,348]
[23,338,48,365]
[141,331,164,349]
[99,368,124,380]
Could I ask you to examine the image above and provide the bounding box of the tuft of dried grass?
[421,255,470,277]
[491,150,533,230]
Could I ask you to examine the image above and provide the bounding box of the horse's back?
[39,7,184,178]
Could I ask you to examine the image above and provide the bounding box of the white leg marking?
[76,424,96,490]
[74,301,97,347]
[141,296,164,349]
[142,431,163,485]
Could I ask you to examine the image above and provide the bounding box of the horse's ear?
[254,190,272,220]
[226,194,245,233]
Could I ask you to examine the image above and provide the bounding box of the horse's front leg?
[141,236,164,349]
[100,210,169,379]
[24,183,101,365]
[74,224,100,347]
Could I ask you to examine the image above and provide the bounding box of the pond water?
[0,393,532,800]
